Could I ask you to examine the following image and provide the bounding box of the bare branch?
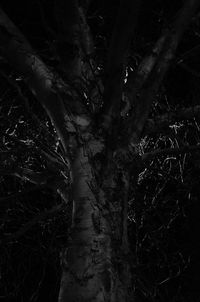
[145,105,200,135]
[101,0,141,130]
[178,61,200,78]
[127,0,200,144]
[78,4,94,58]
[0,7,76,154]
[0,169,69,208]
[0,70,55,140]
[54,0,82,79]
[0,167,66,186]
[176,43,200,64]
[141,144,200,162]
[54,0,96,99]
[124,34,167,112]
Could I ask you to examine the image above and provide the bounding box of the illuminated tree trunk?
[58,139,132,302]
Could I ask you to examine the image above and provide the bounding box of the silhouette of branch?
[127,0,200,144]
[141,144,200,162]
[145,105,200,135]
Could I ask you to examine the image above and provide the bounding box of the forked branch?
[0,7,76,154]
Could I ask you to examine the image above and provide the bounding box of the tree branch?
[178,61,200,78]
[0,7,76,154]
[141,144,200,162]
[0,70,55,140]
[0,163,64,184]
[54,0,96,107]
[176,43,200,64]
[54,0,82,79]
[127,0,200,145]
[124,34,167,113]
[0,169,69,207]
[145,105,200,135]
[101,0,141,130]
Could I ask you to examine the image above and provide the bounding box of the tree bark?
[58,138,132,302]
[0,4,131,302]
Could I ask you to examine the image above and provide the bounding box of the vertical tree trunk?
[58,139,132,302]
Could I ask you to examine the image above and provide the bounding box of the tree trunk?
[1,1,199,301]
[58,139,132,302]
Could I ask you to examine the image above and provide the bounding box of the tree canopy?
[1,0,200,301]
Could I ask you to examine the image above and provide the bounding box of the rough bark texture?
[58,138,132,302]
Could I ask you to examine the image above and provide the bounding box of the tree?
[0,0,200,301]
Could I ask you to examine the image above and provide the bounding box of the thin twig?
[141,144,200,162]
